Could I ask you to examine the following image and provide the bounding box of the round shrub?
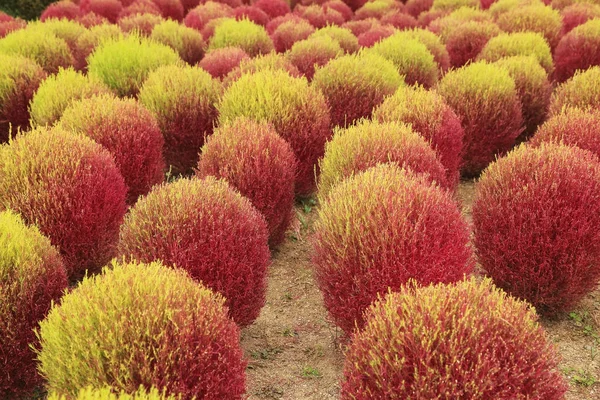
[318,120,451,200]
[0,54,46,143]
[73,22,123,71]
[197,117,297,247]
[0,127,127,279]
[218,70,329,195]
[286,35,343,80]
[392,28,451,72]
[41,1,82,21]
[561,3,600,34]
[119,0,163,19]
[550,66,600,115]
[58,94,165,203]
[208,18,274,56]
[0,28,73,74]
[496,4,562,49]
[357,24,394,47]
[254,0,291,18]
[232,5,270,26]
[266,13,306,34]
[80,0,123,23]
[37,259,247,399]
[222,52,302,85]
[0,19,26,39]
[405,0,434,17]
[428,6,492,38]
[445,20,501,68]
[198,46,250,79]
[151,0,185,21]
[118,178,270,327]
[183,1,233,31]
[118,13,165,36]
[354,0,400,20]
[0,210,68,399]
[28,18,87,61]
[488,0,543,17]
[324,0,354,21]
[437,61,523,176]
[138,64,221,175]
[494,56,551,138]
[341,278,568,399]
[87,34,182,97]
[373,85,464,186]
[48,386,178,400]
[312,51,402,128]
[313,164,473,334]
[309,25,359,53]
[0,12,11,23]
[381,10,419,29]
[150,20,204,64]
[30,67,112,128]
[473,143,600,314]
[294,4,345,28]
[477,32,553,75]
[554,19,600,83]
[431,0,480,11]
[271,18,315,52]
[77,12,110,27]
[341,18,377,36]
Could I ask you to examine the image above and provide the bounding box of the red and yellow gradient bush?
[496,4,562,49]
[138,64,221,175]
[293,4,345,28]
[266,13,305,34]
[554,19,600,83]
[445,20,501,68]
[431,0,480,11]
[561,3,600,34]
[80,0,123,23]
[150,20,205,65]
[324,0,354,20]
[477,32,554,75]
[309,25,359,53]
[392,28,451,72]
[428,6,492,38]
[341,278,568,399]
[58,94,165,203]
[373,85,464,186]
[405,0,434,18]
[341,18,377,36]
[232,5,270,26]
[549,66,600,115]
[118,0,162,19]
[223,52,302,85]
[473,143,600,315]
[0,54,46,143]
[198,47,250,79]
[183,1,233,31]
[354,0,400,20]
[37,260,247,399]
[30,67,112,128]
[0,127,127,279]
[48,386,178,400]
[41,1,82,21]
[208,18,274,56]
[118,13,165,36]
[78,12,110,27]
[312,51,402,128]
[151,0,185,21]
[271,18,315,52]
[118,178,270,327]
[0,210,68,398]
[286,35,343,80]
[437,61,523,176]
[27,19,87,64]
[487,0,543,17]
[313,164,473,334]
[73,23,123,71]
[197,118,297,247]
[318,120,451,200]
[87,34,182,97]
[218,69,331,195]
[357,24,395,47]
[254,0,291,18]
[0,19,26,39]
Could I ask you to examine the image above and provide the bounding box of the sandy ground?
[241,179,600,399]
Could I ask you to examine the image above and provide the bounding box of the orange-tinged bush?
[151,0,185,21]
[357,23,394,47]
[373,85,464,186]
[266,13,306,34]
[198,47,250,79]
[118,13,165,36]
[554,19,600,83]
[477,32,553,75]
[309,25,359,53]
[197,118,297,246]
[0,127,127,279]
[80,0,123,23]
[431,0,480,10]
[271,17,315,52]
[0,19,26,39]
[294,4,345,27]
[73,22,123,71]
[496,4,562,49]
[0,210,68,398]
[38,260,247,399]
[41,1,82,21]
[313,164,473,334]
[324,0,354,20]
[286,35,343,79]
[77,12,110,27]
[381,10,418,29]
[354,0,400,20]
[208,18,274,56]
[474,143,600,314]
[341,18,378,36]
[232,5,270,26]
[254,0,291,18]
[118,178,270,327]
[341,278,568,399]
[561,2,600,34]
[445,20,501,67]
[150,20,205,64]
[549,66,600,115]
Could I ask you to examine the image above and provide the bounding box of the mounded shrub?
[183,1,232,31]
[488,0,543,17]
[294,4,345,28]
[87,34,182,97]
[554,19,600,83]
[37,260,247,399]
[150,20,204,64]
[341,278,568,399]
[118,178,270,327]
[208,18,274,56]
[309,25,359,53]
[197,117,297,246]
[0,54,46,142]
[388,28,450,72]
[550,66,600,115]
[77,11,110,27]
[357,24,394,47]
[271,17,315,52]
[266,13,305,34]
[48,386,178,400]
[41,1,82,21]
[118,13,165,36]
[473,143,600,314]
[118,0,162,19]
[318,120,451,200]
[198,46,250,79]
[405,0,434,18]
[0,28,73,73]
[286,35,343,80]
[324,0,354,20]
[0,210,68,398]
[0,12,11,23]
[138,64,221,175]
[312,51,402,128]
[428,6,492,38]
[0,19,26,39]
[0,127,127,279]
[477,32,554,75]
[341,18,377,36]
[27,19,87,64]
[431,0,479,11]
[373,85,464,186]
[437,61,523,176]
[223,52,302,85]
[219,69,330,195]
[80,0,123,23]
[552,0,600,10]
[496,4,562,50]
[561,3,600,34]
[232,5,270,26]
[381,10,418,29]
[30,67,112,127]
[254,0,291,18]
[151,0,185,21]
[73,22,123,71]
[445,20,501,68]
[313,164,473,334]
[354,0,400,20]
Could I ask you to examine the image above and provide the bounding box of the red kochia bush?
[232,5,270,25]
[554,19,600,83]
[0,127,127,280]
[41,1,82,21]
[118,177,271,327]
[80,0,123,23]
[0,11,12,22]
[197,118,297,247]
[473,143,600,315]
[0,20,26,38]
[445,21,501,68]
[183,1,232,31]
[357,24,394,47]
[77,12,109,27]
[313,164,473,334]
[199,47,251,79]
[294,4,345,28]
[561,3,600,34]
[254,0,291,18]
[286,36,343,80]
[151,0,185,21]
[271,18,315,52]
[381,10,418,29]
[118,0,162,18]
[341,278,568,399]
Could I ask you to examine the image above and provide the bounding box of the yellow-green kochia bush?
[436,61,523,176]
[309,25,359,53]
[341,278,568,399]
[554,18,600,82]
[445,20,501,68]
[431,0,480,12]
[286,36,343,80]
[118,13,165,37]
[150,20,205,65]
[27,19,87,62]
[208,18,274,56]
[29,67,113,127]
[0,210,68,398]
[138,64,221,175]
[549,66,600,115]
[428,6,493,39]
[477,32,554,75]
[73,23,123,71]
[496,4,563,49]
[48,386,179,400]
[37,260,247,400]
[87,34,182,97]
[393,28,451,72]
[222,52,301,86]
[218,69,331,195]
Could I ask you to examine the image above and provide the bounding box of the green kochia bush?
[208,18,273,56]
[150,20,205,65]
[341,278,568,399]
[0,210,68,398]
[549,66,600,115]
[0,28,73,73]
[477,32,554,75]
[73,23,123,71]
[37,260,247,399]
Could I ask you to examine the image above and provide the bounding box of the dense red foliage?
[445,21,501,68]
[353,1,399,20]
[473,143,600,315]
[0,11,12,22]
[405,0,433,17]
[232,5,270,25]
[118,0,162,18]
[80,0,123,23]
[77,11,109,26]
[0,20,26,38]
[341,0,367,11]
[254,0,290,18]
[287,37,342,80]
[381,10,418,29]
[271,18,315,52]
[183,1,232,31]
[357,24,394,47]
[199,47,251,79]
[266,13,305,33]
[151,0,185,20]
[561,3,600,34]
[341,18,375,36]
[554,20,600,83]
[118,177,271,327]
[324,0,353,20]
[41,1,82,21]
[294,4,345,28]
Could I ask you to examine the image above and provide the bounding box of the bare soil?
[241,179,600,399]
